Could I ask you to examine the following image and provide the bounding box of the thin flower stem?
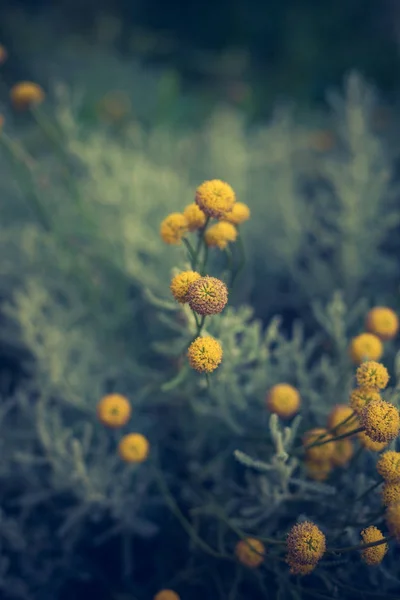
[200,244,209,276]
[327,535,393,555]
[304,427,364,451]
[182,237,197,268]
[193,216,210,271]
[231,232,245,288]
[354,479,383,503]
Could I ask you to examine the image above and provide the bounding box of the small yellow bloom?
[204,221,237,250]
[349,386,382,416]
[170,270,201,303]
[183,203,207,231]
[188,276,228,316]
[223,202,250,225]
[349,333,383,364]
[187,336,223,373]
[118,433,149,463]
[327,405,358,435]
[360,399,400,443]
[154,590,180,600]
[0,44,7,65]
[160,213,188,245]
[386,502,400,541]
[360,526,388,565]
[286,521,326,565]
[195,179,236,218]
[303,428,335,462]
[356,361,389,390]
[358,431,389,452]
[286,555,316,575]
[235,538,265,568]
[330,439,354,467]
[305,459,332,481]
[266,383,301,419]
[97,394,132,428]
[366,307,399,341]
[10,81,45,111]
[376,451,400,483]
[382,481,400,506]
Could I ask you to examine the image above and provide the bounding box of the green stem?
[193,216,210,270]
[200,244,209,276]
[231,232,245,288]
[327,535,392,555]
[300,426,364,454]
[182,237,197,268]
[354,479,383,503]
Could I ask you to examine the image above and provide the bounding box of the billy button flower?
[376,451,400,483]
[160,213,188,245]
[195,179,236,218]
[188,336,223,373]
[222,202,250,225]
[349,333,383,364]
[188,276,228,316]
[360,398,400,443]
[366,306,399,341]
[303,428,335,462]
[235,538,265,568]
[386,502,400,541]
[330,439,354,467]
[154,591,180,600]
[286,556,316,576]
[350,386,382,416]
[118,433,149,463]
[10,81,45,111]
[327,404,358,435]
[382,481,400,506]
[360,526,388,565]
[358,431,389,452]
[286,521,326,566]
[356,360,390,389]
[170,270,201,303]
[97,393,132,428]
[266,383,301,419]
[305,459,333,481]
[183,203,207,231]
[204,221,237,250]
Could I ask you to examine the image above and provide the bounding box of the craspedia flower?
[10,81,45,111]
[118,433,149,463]
[195,179,236,218]
[305,459,332,481]
[266,383,301,419]
[330,439,354,467]
[286,521,326,565]
[360,399,400,443]
[188,336,223,373]
[366,307,399,341]
[358,431,389,452]
[327,405,358,435]
[183,203,207,231]
[376,451,400,483]
[356,361,389,389]
[303,428,335,462]
[360,526,388,565]
[235,538,265,568]
[350,386,382,416]
[286,556,316,576]
[204,221,237,250]
[97,393,132,428]
[188,276,228,316]
[160,213,188,245]
[349,333,383,364]
[154,590,180,600]
[386,502,400,541]
[170,270,201,303]
[382,482,400,506]
[223,202,250,225]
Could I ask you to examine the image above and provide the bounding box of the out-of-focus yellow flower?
[365,307,399,341]
[204,221,237,249]
[97,90,131,123]
[223,202,250,225]
[235,538,265,568]
[360,399,400,443]
[0,44,8,65]
[382,482,400,506]
[360,526,388,565]
[356,361,389,390]
[266,383,301,419]
[386,502,400,541]
[286,556,316,575]
[183,203,207,231]
[187,336,223,373]
[330,439,354,467]
[327,405,358,435]
[170,270,201,303]
[118,433,149,463]
[286,521,326,565]
[160,213,188,245]
[97,393,132,428]
[154,590,180,600]
[187,276,228,316]
[10,81,45,111]
[358,431,389,452]
[195,179,236,218]
[303,428,335,462]
[376,451,400,483]
[349,333,383,364]
[305,459,332,481]
[350,386,382,416]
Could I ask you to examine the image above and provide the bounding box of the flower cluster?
[348,306,398,364]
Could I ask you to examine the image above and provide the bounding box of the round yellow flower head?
[330,439,354,467]
[358,431,389,452]
[188,336,223,373]
[349,333,383,364]
[195,179,236,218]
[386,502,400,541]
[118,433,149,463]
[350,386,382,416]
[235,538,265,568]
[97,394,132,428]
[327,405,358,435]
[170,270,201,303]
[305,459,332,481]
[204,221,237,250]
[160,213,188,245]
[376,451,400,483]
[356,361,389,389]
[286,556,316,576]
[303,428,335,462]
[360,526,388,565]
[183,203,207,231]
[366,306,399,341]
[10,81,45,111]
[223,202,250,225]
[266,383,301,419]
[154,590,180,600]
[0,44,7,65]
[286,521,326,565]
[188,276,228,316]
[382,481,400,506]
[360,399,400,443]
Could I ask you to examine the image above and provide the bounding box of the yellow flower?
[10,81,45,111]
[266,383,301,419]
[235,538,265,568]
[223,202,250,225]
[154,591,180,600]
[386,502,400,541]
[366,307,399,341]
[303,428,335,462]
[170,270,201,303]
[286,521,326,565]
[183,203,207,231]
[286,556,316,575]
[0,44,7,65]
[204,221,237,249]
[349,333,383,364]
[118,433,149,463]
[305,459,333,481]
[349,386,382,416]
[376,451,400,483]
[327,405,358,435]
[160,213,188,245]
[356,361,389,390]
[97,394,132,428]
[382,481,400,506]
[188,276,228,316]
[330,439,354,467]
[360,526,388,565]
[358,431,389,452]
[188,336,223,373]
[360,399,400,443]
[195,179,236,218]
